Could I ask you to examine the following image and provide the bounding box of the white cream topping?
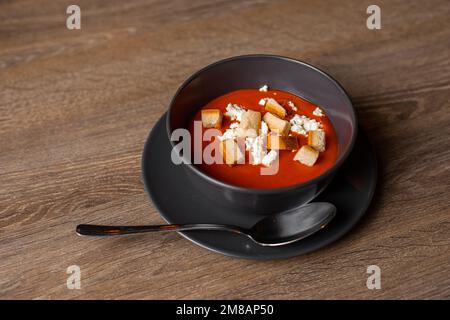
[287,101,297,111]
[244,120,269,165]
[313,107,324,117]
[245,135,265,165]
[260,120,268,135]
[290,114,322,136]
[224,103,245,121]
[262,150,278,167]
[229,122,239,129]
[259,85,268,92]
[217,128,237,141]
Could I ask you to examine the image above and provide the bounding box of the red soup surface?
[188,89,338,189]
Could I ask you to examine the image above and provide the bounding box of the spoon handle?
[76,223,245,236]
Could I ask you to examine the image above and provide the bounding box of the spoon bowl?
[248,202,336,246]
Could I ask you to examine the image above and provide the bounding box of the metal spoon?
[76,202,336,246]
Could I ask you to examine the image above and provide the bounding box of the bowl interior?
[167,55,356,185]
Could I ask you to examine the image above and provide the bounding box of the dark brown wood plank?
[0,0,449,299]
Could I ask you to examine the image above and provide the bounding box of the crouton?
[267,133,299,150]
[240,110,261,130]
[294,145,319,167]
[263,112,290,136]
[201,109,223,128]
[219,139,244,165]
[308,130,326,152]
[264,98,286,118]
[237,110,261,137]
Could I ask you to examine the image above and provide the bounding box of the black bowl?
[166,54,357,215]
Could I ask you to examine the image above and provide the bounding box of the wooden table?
[1,0,449,299]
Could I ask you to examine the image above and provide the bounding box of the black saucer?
[142,113,377,260]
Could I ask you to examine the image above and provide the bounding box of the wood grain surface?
[1,0,449,299]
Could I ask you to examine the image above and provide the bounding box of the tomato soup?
[188,88,338,189]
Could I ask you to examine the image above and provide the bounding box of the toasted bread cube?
[294,145,319,167]
[265,98,286,118]
[263,112,290,136]
[201,109,223,128]
[308,130,326,152]
[237,110,261,137]
[239,110,261,130]
[267,133,299,150]
[219,139,244,166]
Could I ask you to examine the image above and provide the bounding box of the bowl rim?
[166,54,357,194]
